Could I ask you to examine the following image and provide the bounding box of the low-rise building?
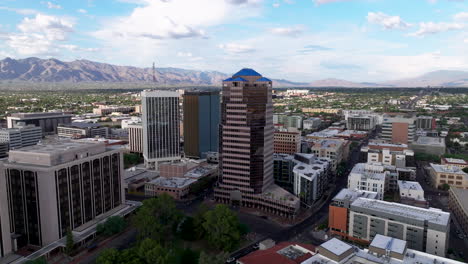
[274,131,301,154]
[238,241,316,264]
[448,187,468,236]
[360,142,414,168]
[398,180,427,208]
[347,163,389,199]
[273,114,303,130]
[0,142,8,158]
[303,117,321,130]
[93,105,136,116]
[428,163,468,189]
[273,153,295,192]
[7,112,72,135]
[145,177,196,199]
[441,157,468,169]
[302,108,341,114]
[411,136,446,156]
[349,198,450,256]
[0,124,42,150]
[305,235,464,264]
[336,130,368,140]
[128,123,143,153]
[329,188,378,239]
[346,114,378,131]
[57,122,110,138]
[293,154,331,207]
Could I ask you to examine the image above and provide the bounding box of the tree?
[133,194,181,243]
[137,238,174,264]
[463,167,468,174]
[65,228,74,256]
[124,153,142,168]
[202,204,241,251]
[198,251,229,264]
[97,216,127,236]
[96,248,121,264]
[177,216,197,241]
[193,204,209,239]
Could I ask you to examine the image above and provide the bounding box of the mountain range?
[1,57,468,88]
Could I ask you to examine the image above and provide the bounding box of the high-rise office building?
[381,114,416,144]
[183,91,220,158]
[141,91,181,170]
[0,140,125,249]
[214,69,299,218]
[7,112,72,135]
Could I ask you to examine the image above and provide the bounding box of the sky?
[0,0,468,82]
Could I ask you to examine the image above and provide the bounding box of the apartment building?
[428,163,468,189]
[214,69,300,219]
[0,140,125,250]
[360,141,415,168]
[347,163,389,199]
[310,139,348,171]
[274,131,301,154]
[7,112,72,135]
[293,154,332,207]
[303,117,321,130]
[273,114,303,130]
[349,198,450,256]
[448,187,468,236]
[329,188,378,239]
[273,153,295,192]
[381,115,416,144]
[57,122,109,139]
[0,124,42,150]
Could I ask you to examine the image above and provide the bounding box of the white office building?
[0,124,42,150]
[141,91,181,170]
[347,163,390,200]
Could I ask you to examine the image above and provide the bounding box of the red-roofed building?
[237,242,316,264]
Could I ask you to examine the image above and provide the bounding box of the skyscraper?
[141,91,181,170]
[214,69,299,218]
[183,91,220,158]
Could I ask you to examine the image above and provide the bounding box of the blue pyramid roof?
[233,68,262,77]
[256,77,271,82]
[231,77,248,82]
[223,77,233,82]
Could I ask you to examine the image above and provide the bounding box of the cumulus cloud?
[269,25,305,37]
[409,22,464,36]
[454,12,468,21]
[367,12,412,30]
[6,14,74,55]
[0,6,37,15]
[219,43,255,53]
[77,9,88,14]
[313,0,349,6]
[177,52,193,57]
[273,2,280,7]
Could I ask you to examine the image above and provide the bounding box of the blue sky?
[0,0,467,82]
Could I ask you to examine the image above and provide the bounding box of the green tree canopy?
[202,204,241,251]
[198,251,229,264]
[97,216,127,236]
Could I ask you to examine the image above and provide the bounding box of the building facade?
[293,154,331,207]
[273,131,301,154]
[273,154,295,192]
[381,115,416,144]
[417,116,436,130]
[0,124,42,150]
[183,91,220,158]
[448,187,468,236]
[141,90,181,170]
[428,163,468,189]
[349,198,450,257]
[128,123,143,154]
[57,123,109,139]
[411,136,446,156]
[214,69,300,218]
[310,139,347,171]
[346,114,378,131]
[7,112,72,135]
[1,140,125,249]
[303,117,321,130]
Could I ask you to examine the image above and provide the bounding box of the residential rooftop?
[430,163,467,175]
[351,198,450,226]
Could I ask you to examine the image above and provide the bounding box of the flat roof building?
[428,163,468,189]
[145,177,196,200]
[349,198,450,256]
[7,112,72,135]
[411,136,446,156]
[448,187,468,237]
[441,157,468,169]
[57,122,109,139]
[381,115,416,144]
[274,131,301,154]
[0,124,42,150]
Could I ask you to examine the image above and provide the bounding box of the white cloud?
[94,0,262,41]
[269,25,305,37]
[367,12,412,30]
[43,1,62,9]
[177,52,193,57]
[273,2,280,7]
[0,6,37,15]
[313,0,349,6]
[219,43,255,53]
[77,9,88,14]
[6,14,74,55]
[454,12,468,21]
[409,22,464,36]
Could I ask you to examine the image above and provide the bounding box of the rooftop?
[398,180,423,192]
[238,242,315,264]
[430,163,467,175]
[233,68,262,77]
[414,136,445,146]
[307,129,340,138]
[443,158,467,165]
[350,163,387,181]
[351,198,450,226]
[319,238,353,256]
[184,165,217,179]
[369,234,407,255]
[311,139,344,150]
[59,122,102,129]
[147,177,196,188]
[333,188,379,202]
[9,112,72,118]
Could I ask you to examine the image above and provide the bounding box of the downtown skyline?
[0,0,467,82]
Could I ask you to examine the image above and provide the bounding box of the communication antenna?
[152,62,156,83]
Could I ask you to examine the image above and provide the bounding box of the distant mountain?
[383,70,468,87]
[1,57,468,87]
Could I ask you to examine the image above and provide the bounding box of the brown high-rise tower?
[215,69,299,218]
